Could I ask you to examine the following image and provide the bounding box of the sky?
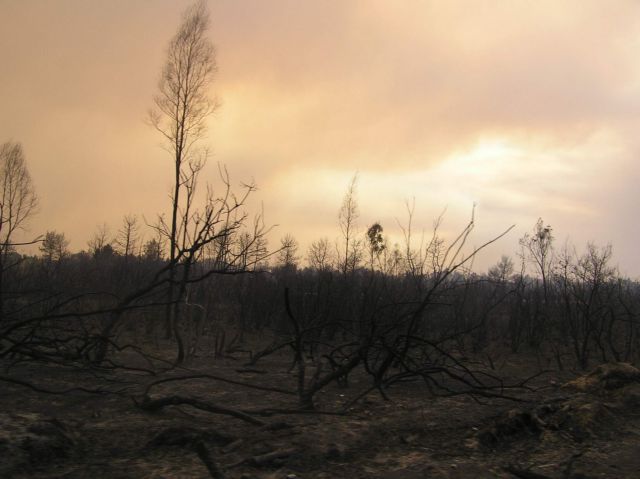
[1,0,639,276]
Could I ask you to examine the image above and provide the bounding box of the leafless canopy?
[149,0,217,163]
[0,141,38,253]
[148,0,218,269]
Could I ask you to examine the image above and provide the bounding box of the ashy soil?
[1,354,639,479]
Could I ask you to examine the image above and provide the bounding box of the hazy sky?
[1,0,639,276]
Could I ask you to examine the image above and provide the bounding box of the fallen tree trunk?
[138,395,265,426]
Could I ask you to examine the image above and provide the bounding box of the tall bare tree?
[0,142,38,255]
[520,218,554,301]
[338,174,361,275]
[149,0,217,334]
[150,0,216,263]
[0,141,38,322]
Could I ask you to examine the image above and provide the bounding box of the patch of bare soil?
[1,359,639,479]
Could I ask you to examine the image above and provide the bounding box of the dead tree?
[149,0,218,340]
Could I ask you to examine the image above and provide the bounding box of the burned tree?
[338,174,362,276]
[149,0,218,339]
[0,141,38,323]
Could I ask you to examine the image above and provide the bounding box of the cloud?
[0,0,638,274]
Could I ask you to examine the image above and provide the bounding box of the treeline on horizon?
[2,148,638,374]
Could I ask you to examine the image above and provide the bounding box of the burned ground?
[2,354,639,479]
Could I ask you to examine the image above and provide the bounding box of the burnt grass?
[2,349,640,479]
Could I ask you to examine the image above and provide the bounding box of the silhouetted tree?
[338,174,362,275]
[277,234,299,270]
[40,230,69,262]
[518,218,555,346]
[87,223,112,259]
[307,237,332,271]
[0,142,38,253]
[149,0,217,335]
[115,214,139,258]
[366,222,386,270]
[488,255,514,282]
[520,218,554,300]
[143,237,163,261]
[0,141,38,322]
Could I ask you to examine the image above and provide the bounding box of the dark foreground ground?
[1,353,639,479]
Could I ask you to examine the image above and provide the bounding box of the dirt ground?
[1,353,639,479]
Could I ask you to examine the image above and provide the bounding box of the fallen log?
[138,395,266,426]
[228,447,299,469]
